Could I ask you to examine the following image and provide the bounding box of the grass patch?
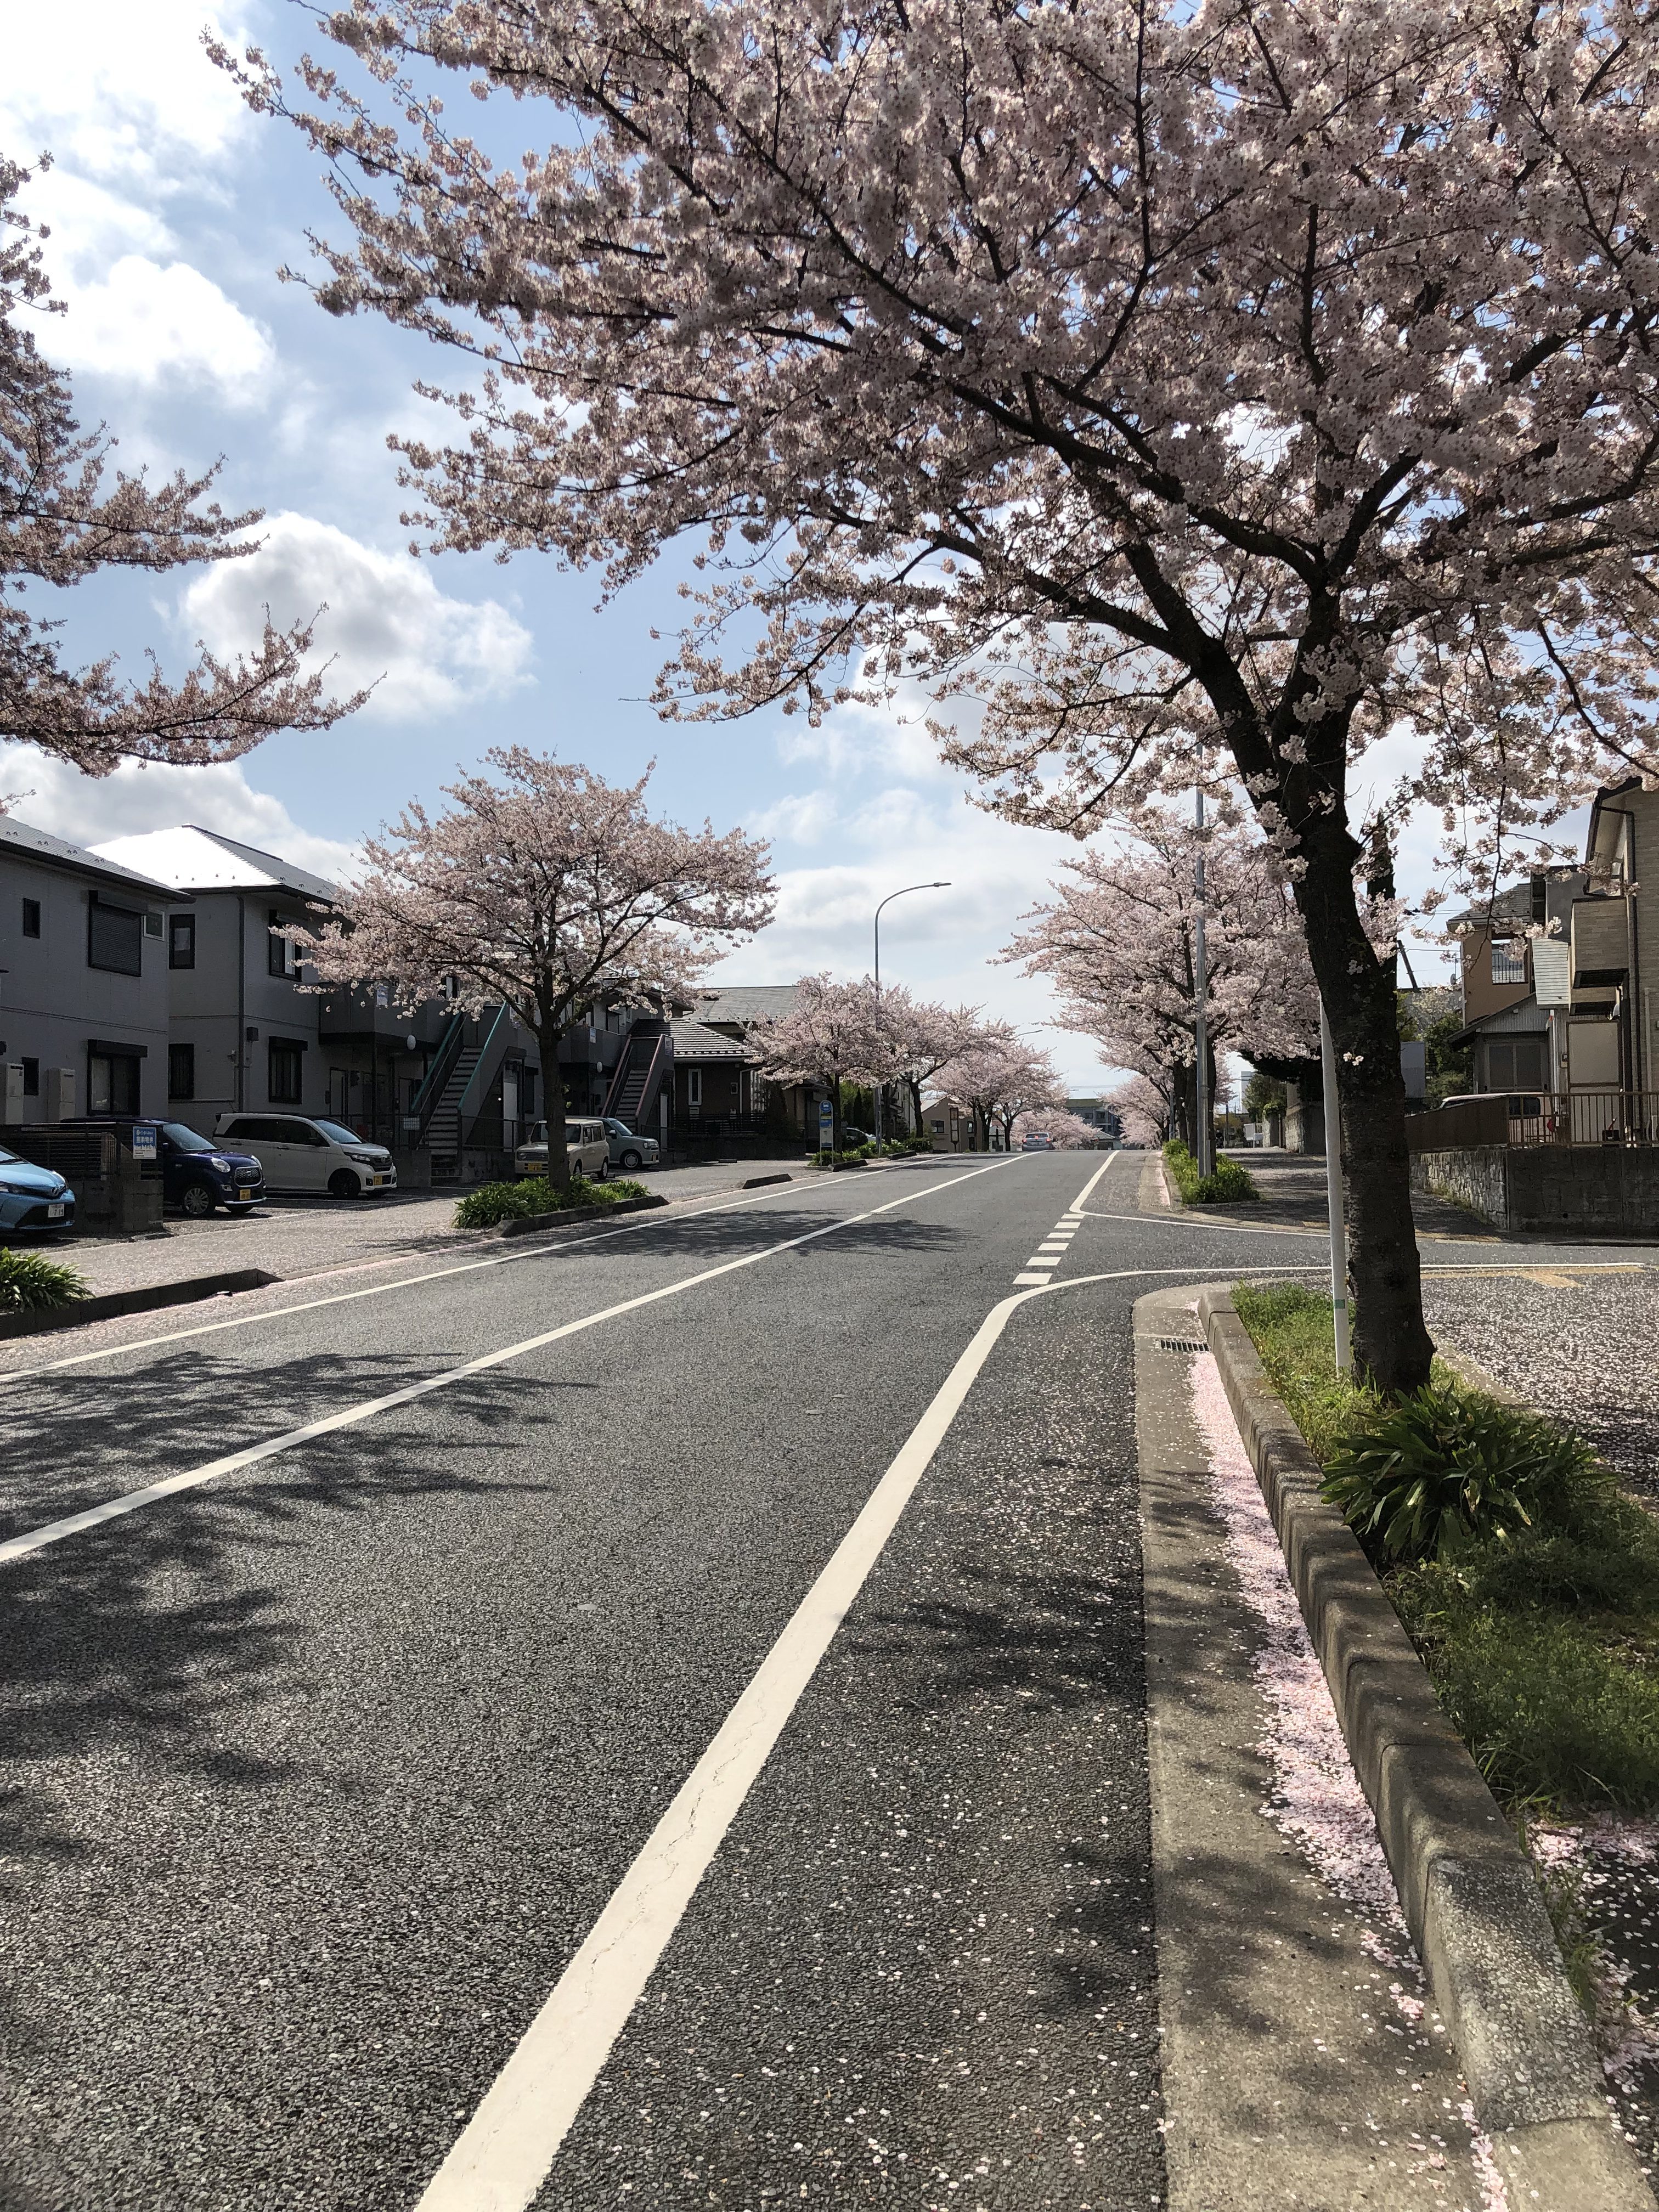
[1164,1138,1259,1205]
[1232,1279,1659,1815]
[0,1248,90,1312]
[453,1176,649,1230]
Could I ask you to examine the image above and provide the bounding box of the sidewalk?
[37,1159,793,1301]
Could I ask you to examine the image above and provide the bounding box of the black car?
[60,1118,266,1217]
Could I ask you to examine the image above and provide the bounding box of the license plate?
[46,1202,65,1218]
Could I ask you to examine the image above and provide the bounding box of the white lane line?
[1013,1272,1052,1286]
[0,1176,904,1387]
[414,1252,1115,2212]
[0,1161,1018,1567]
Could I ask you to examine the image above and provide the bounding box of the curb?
[1197,1283,1654,2211]
[494,1193,669,1239]
[0,1266,284,1342]
[741,1173,793,1190]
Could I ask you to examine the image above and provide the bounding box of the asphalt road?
[3,1152,1647,2212]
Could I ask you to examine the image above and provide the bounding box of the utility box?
[43,1066,75,1122]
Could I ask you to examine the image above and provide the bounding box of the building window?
[1490,940,1528,986]
[21,1057,38,1097]
[268,1037,304,1104]
[168,1042,195,1099]
[88,899,143,976]
[1487,1039,1545,1092]
[686,1067,702,1110]
[88,1050,140,1115]
[268,910,300,979]
[21,898,40,938]
[145,910,163,939]
[170,915,196,969]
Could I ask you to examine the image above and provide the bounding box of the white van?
[212,1113,398,1199]
[515,1118,611,1182]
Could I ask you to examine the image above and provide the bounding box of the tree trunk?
[830,1073,843,1156]
[907,1075,924,1135]
[1293,814,1433,1396]
[536,1004,572,1191]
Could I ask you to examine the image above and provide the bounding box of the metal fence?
[1408,1091,1659,1151]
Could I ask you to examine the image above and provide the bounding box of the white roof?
[0,814,179,897]
[91,825,340,902]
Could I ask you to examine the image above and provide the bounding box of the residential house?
[91,825,455,1144]
[667,1017,759,1136]
[0,816,184,1122]
[1067,1097,1123,1144]
[694,983,817,1138]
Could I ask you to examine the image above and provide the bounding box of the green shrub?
[1163,1138,1259,1205]
[0,1248,91,1312]
[453,1175,650,1229]
[1322,1386,1607,1564]
[1233,1280,1376,1465]
[808,1148,868,1165]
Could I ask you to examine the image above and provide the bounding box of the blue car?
[60,1118,266,1218]
[0,1144,74,1234]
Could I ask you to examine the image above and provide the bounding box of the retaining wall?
[1412,1141,1659,1235]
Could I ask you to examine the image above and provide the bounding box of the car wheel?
[180,1182,217,1219]
[595,1159,610,1180]
[619,1149,641,1170]
[329,1169,362,1200]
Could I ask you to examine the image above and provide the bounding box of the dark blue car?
[61,1118,266,1218]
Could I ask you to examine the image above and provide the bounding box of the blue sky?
[3,3,1468,1096]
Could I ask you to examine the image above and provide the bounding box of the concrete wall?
[1,849,174,1121]
[1412,1141,1659,1235]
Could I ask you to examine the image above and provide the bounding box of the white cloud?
[44,255,275,400]
[0,4,251,194]
[0,746,360,884]
[178,513,536,723]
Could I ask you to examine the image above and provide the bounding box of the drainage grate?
[1156,1336,1206,1353]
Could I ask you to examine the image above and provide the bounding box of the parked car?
[0,1145,74,1234]
[212,1113,398,1199]
[59,1115,267,1217]
[838,1125,874,1150]
[1021,1131,1053,1151]
[602,1118,659,1171]
[514,1118,611,1181]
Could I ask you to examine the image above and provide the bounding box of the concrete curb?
[1197,1283,1654,2211]
[494,1193,669,1239]
[0,1266,284,1342]
[741,1173,793,1189]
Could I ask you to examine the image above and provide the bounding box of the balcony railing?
[1408,1091,1659,1151]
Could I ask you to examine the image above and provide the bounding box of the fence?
[1407,1091,1659,1152]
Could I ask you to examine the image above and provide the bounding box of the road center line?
[0,1159,1018,1567]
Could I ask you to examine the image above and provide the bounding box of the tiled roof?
[0,814,182,896]
[91,825,341,902]
[670,1017,757,1062]
[694,984,800,1026]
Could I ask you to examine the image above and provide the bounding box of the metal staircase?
[422,1049,481,1164]
[604,1020,671,1133]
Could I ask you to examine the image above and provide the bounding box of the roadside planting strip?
[0,1158,1022,1566]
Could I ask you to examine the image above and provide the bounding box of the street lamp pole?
[873,881,951,1147]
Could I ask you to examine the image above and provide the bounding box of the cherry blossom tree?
[0,158,360,775]
[748,975,894,1154]
[873,984,984,1140]
[233,0,1659,1385]
[931,1032,1061,1150]
[1012,1107,1098,1151]
[1105,1074,1171,1150]
[298,748,774,1186]
[1006,807,1319,1150]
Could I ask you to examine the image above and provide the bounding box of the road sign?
[818,1098,834,1150]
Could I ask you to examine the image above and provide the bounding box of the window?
[145,910,163,939]
[88,898,143,975]
[168,1042,195,1099]
[1487,1039,1545,1092]
[88,1050,140,1114]
[21,898,40,938]
[21,1057,38,1097]
[1489,939,1528,985]
[268,910,300,979]
[268,1037,304,1104]
[686,1067,702,1109]
[170,915,195,969]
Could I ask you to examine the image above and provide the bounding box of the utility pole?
[1319,995,1351,1373]
[1193,791,1212,1178]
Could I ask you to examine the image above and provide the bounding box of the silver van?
[212,1113,397,1199]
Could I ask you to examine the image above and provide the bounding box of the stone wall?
[1411,1142,1659,1235]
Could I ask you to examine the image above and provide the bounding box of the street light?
[873,881,951,1147]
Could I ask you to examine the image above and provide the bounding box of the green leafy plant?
[1322,1386,1607,1564]
[1163,1138,1260,1205]
[0,1248,90,1312]
[453,1175,649,1229]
